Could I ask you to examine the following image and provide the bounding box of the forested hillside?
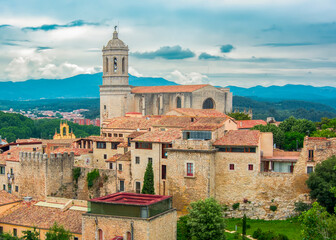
[0,111,99,143]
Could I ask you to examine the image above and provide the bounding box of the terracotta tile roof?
[153,116,193,128]
[103,116,161,130]
[117,142,129,148]
[127,131,146,139]
[131,84,209,94]
[237,120,267,129]
[184,117,230,131]
[106,151,131,162]
[0,191,21,205]
[168,108,229,117]
[80,136,124,143]
[132,129,181,143]
[51,148,91,156]
[213,130,261,146]
[0,203,82,233]
[307,137,328,141]
[262,149,300,162]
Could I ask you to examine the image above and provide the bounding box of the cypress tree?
[242,214,247,237]
[141,161,155,194]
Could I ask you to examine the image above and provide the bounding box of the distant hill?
[0,73,177,100]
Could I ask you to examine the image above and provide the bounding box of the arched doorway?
[202,98,215,109]
[176,97,181,108]
[98,229,103,240]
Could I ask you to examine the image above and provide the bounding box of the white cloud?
[166,70,209,85]
[4,54,100,81]
[128,66,143,77]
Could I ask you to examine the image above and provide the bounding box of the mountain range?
[0,73,335,109]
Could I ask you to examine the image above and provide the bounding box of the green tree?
[22,227,40,240]
[242,214,247,237]
[227,112,251,120]
[141,161,155,194]
[177,215,191,240]
[311,129,336,138]
[300,202,336,240]
[306,156,336,213]
[187,198,226,240]
[45,222,72,240]
[0,233,20,240]
[279,116,316,135]
[283,131,304,151]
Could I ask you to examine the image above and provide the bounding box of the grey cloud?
[258,42,315,47]
[198,52,223,60]
[22,20,101,31]
[132,45,195,60]
[220,44,234,53]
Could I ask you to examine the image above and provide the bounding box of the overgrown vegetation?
[227,112,251,120]
[270,205,277,212]
[72,167,81,184]
[232,203,240,210]
[306,156,336,213]
[87,169,100,188]
[252,228,289,240]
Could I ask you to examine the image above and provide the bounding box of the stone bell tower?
[100,27,133,122]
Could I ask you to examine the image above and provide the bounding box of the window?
[135,157,140,164]
[33,148,36,151]
[183,131,212,140]
[118,164,123,171]
[176,97,181,108]
[186,163,194,176]
[74,237,79,240]
[0,226,3,234]
[0,167,5,175]
[308,150,314,161]
[2,185,5,190]
[135,182,141,193]
[15,186,18,192]
[307,166,314,174]
[104,154,107,160]
[119,180,125,192]
[114,133,118,137]
[122,57,125,74]
[162,144,172,158]
[162,165,167,180]
[218,147,256,153]
[202,98,215,109]
[248,164,253,171]
[105,57,109,73]
[111,142,119,149]
[104,105,106,110]
[148,158,153,165]
[109,162,113,170]
[13,228,17,237]
[119,134,123,137]
[98,229,103,240]
[108,133,112,137]
[135,142,152,149]
[10,168,13,175]
[96,142,106,149]
[229,164,235,170]
[113,57,117,72]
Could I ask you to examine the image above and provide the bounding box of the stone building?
[100,30,232,122]
[82,192,177,240]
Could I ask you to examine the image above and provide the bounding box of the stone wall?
[82,209,177,240]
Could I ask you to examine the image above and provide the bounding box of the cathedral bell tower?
[100,27,133,122]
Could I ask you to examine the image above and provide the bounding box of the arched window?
[127,232,132,240]
[202,98,215,109]
[122,57,125,74]
[176,97,181,108]
[113,57,117,73]
[98,229,103,240]
[105,57,108,73]
[62,127,67,136]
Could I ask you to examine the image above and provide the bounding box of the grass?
[225,217,302,240]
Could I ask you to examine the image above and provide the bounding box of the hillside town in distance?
[0,29,335,240]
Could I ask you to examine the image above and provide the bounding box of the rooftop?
[262,149,300,162]
[153,116,193,128]
[237,120,267,129]
[131,84,209,94]
[103,116,161,130]
[184,117,231,131]
[106,151,131,162]
[132,129,181,143]
[89,192,171,206]
[51,148,91,156]
[0,191,21,206]
[0,202,83,234]
[167,108,229,117]
[213,130,261,146]
[78,136,124,143]
[0,147,39,163]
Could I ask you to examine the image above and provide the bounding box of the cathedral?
[100,29,233,121]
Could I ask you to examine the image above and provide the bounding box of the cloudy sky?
[0,0,335,87]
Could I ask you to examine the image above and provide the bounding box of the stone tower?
[100,28,133,122]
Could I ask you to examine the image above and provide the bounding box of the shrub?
[87,169,99,188]
[72,167,81,183]
[252,228,262,239]
[177,215,191,240]
[294,201,312,214]
[232,202,240,210]
[277,234,289,240]
[270,205,277,212]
